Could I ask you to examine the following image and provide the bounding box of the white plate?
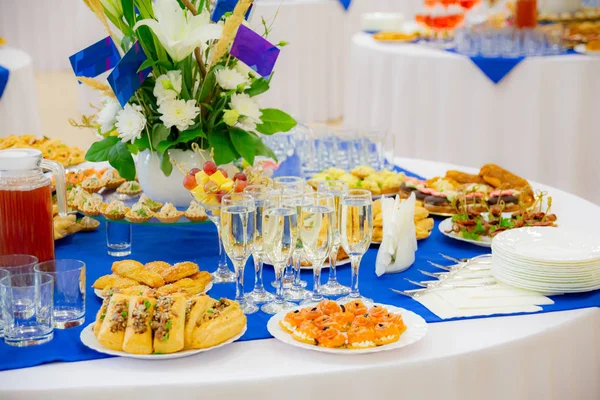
[267,303,427,355]
[94,281,214,300]
[492,227,600,263]
[265,258,351,270]
[438,218,492,248]
[65,161,111,172]
[574,44,600,56]
[80,323,246,360]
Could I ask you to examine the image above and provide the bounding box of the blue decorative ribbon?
[0,65,8,99]
[107,42,152,107]
[69,36,120,83]
[230,25,280,77]
[211,0,253,22]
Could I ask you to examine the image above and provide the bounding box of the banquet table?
[344,33,600,205]
[0,157,599,400]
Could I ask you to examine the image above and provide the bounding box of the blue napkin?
[107,42,152,107]
[0,65,8,99]
[339,0,352,11]
[69,36,121,83]
[211,0,253,22]
[230,25,280,77]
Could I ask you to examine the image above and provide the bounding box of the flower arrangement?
[79,0,296,181]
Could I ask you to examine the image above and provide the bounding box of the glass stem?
[312,264,323,300]
[235,261,245,304]
[215,222,229,272]
[293,252,302,287]
[349,255,362,298]
[327,245,339,283]
[253,256,264,291]
[275,265,285,304]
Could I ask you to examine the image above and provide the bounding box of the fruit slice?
[220,180,234,192]
[210,170,228,187]
[195,171,210,185]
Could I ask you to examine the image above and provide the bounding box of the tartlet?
[102,169,126,190]
[67,186,91,210]
[117,181,143,196]
[184,201,208,222]
[351,165,376,180]
[79,216,100,232]
[125,203,154,223]
[81,175,105,193]
[102,200,128,220]
[80,193,104,216]
[154,202,183,223]
[138,194,163,212]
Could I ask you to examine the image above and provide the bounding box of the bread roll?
[184,295,214,349]
[123,296,156,354]
[152,294,187,354]
[93,296,111,337]
[112,260,165,288]
[191,299,247,349]
[97,294,129,351]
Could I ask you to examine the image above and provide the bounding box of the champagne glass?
[220,194,258,314]
[243,185,275,304]
[271,176,308,291]
[261,194,299,314]
[200,201,237,284]
[282,189,311,301]
[337,189,373,304]
[318,180,350,296]
[300,193,334,305]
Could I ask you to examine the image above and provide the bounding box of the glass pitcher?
[0,149,67,262]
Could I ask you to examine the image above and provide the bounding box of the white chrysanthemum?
[215,68,247,90]
[96,97,121,134]
[154,70,182,104]
[159,99,200,131]
[229,93,262,121]
[115,104,146,143]
[234,61,258,79]
[235,116,258,132]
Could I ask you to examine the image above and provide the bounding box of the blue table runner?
[1,166,598,371]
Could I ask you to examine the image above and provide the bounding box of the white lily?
[133,0,222,62]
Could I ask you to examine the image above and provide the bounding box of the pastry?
[138,194,163,212]
[125,203,154,223]
[101,284,154,298]
[94,296,111,337]
[102,200,128,220]
[68,186,91,210]
[152,294,187,354]
[92,273,139,290]
[101,169,126,190]
[155,276,208,297]
[479,164,534,205]
[80,193,104,216]
[183,295,214,348]
[145,261,172,276]
[96,294,129,351]
[117,181,142,195]
[161,261,199,283]
[53,214,82,240]
[155,202,184,224]
[351,165,376,180]
[122,296,156,354]
[112,260,165,288]
[81,175,105,193]
[78,216,100,232]
[184,201,208,222]
[189,298,247,349]
[445,170,486,185]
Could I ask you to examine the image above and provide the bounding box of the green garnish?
[121,311,128,318]
[452,214,469,222]
[207,309,214,314]
[162,332,170,342]
[461,231,481,241]
[165,320,172,330]
[499,218,514,229]
[356,181,362,187]
[110,210,119,215]
[137,208,148,217]
[473,220,485,235]
[144,300,151,309]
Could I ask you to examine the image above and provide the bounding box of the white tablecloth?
[0,47,41,137]
[344,33,600,205]
[0,157,598,400]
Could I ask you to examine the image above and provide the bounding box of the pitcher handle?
[41,159,68,217]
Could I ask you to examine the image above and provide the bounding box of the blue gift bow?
[0,65,8,99]
[107,42,152,107]
[230,25,280,77]
[69,36,121,83]
[211,0,253,22]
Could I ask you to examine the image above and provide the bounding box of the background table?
[344,33,600,205]
[0,157,598,400]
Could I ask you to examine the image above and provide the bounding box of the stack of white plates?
[491,227,600,295]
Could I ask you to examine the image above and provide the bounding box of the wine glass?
[299,193,334,305]
[261,194,299,314]
[337,189,374,304]
[271,176,308,292]
[317,180,350,296]
[243,185,275,304]
[220,193,258,314]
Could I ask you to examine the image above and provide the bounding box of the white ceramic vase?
[135,149,238,208]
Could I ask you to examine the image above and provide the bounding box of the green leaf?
[156,127,205,153]
[121,35,134,51]
[254,137,277,162]
[159,151,173,177]
[85,137,120,162]
[473,220,485,234]
[134,0,154,18]
[255,109,297,135]
[208,132,238,165]
[229,128,257,165]
[137,59,158,73]
[109,142,137,181]
[133,133,151,151]
[246,78,269,97]
[152,124,171,150]
[121,0,135,26]
[199,67,219,102]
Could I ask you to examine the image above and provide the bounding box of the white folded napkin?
[375,192,417,276]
